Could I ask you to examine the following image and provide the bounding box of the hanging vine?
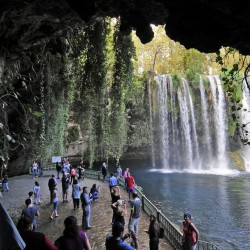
[107,19,136,163]
[72,17,110,167]
[216,48,250,144]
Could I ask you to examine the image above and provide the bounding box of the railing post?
[141,194,145,211]
[157,209,160,223]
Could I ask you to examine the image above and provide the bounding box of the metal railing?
[34,167,220,250]
[86,170,221,250]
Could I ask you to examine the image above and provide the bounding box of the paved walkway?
[1,172,173,250]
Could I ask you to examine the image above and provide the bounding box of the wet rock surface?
[1,172,172,250]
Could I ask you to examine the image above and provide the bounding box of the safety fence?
[31,167,220,250]
[84,169,220,250]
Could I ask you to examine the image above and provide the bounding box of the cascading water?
[148,79,156,168]
[158,75,170,168]
[154,74,230,171]
[199,77,212,164]
[240,80,250,171]
[208,76,228,169]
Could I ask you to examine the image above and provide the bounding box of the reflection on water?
[117,160,250,250]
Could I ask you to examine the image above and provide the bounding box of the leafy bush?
[67,126,80,143]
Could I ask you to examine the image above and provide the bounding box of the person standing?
[111,199,127,229]
[62,173,70,203]
[32,161,38,179]
[28,191,34,204]
[80,187,92,230]
[126,172,135,201]
[38,160,44,176]
[48,175,57,204]
[123,168,129,191]
[50,185,59,220]
[144,214,160,250]
[72,179,81,210]
[70,167,77,184]
[56,162,62,179]
[106,222,140,250]
[77,161,85,181]
[182,212,199,250]
[101,161,107,182]
[33,181,41,204]
[21,198,40,231]
[2,175,9,192]
[129,192,141,239]
[55,216,92,250]
[111,186,121,224]
[117,165,122,179]
[109,173,117,193]
[17,216,57,250]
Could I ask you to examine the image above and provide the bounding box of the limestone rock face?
[1,0,250,55]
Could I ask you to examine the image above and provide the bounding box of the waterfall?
[154,74,230,171]
[209,75,228,169]
[157,75,170,168]
[182,79,201,169]
[240,80,250,171]
[169,76,179,167]
[148,79,156,168]
[177,84,194,168]
[199,77,212,165]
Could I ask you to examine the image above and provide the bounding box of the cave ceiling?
[0,0,250,56]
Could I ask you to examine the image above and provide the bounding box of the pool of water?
[112,160,250,250]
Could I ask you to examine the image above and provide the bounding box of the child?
[28,191,34,204]
[2,175,9,192]
[50,185,59,220]
[33,181,41,204]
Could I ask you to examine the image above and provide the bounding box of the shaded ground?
[1,171,173,250]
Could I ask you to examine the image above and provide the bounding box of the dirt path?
[1,172,173,250]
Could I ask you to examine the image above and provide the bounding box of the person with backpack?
[21,198,40,231]
[70,167,77,184]
[182,212,199,250]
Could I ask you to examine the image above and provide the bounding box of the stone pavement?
[1,172,173,250]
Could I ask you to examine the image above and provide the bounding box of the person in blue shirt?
[21,198,40,231]
[106,222,140,250]
[109,173,118,193]
[80,187,92,229]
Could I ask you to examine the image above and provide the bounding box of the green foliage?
[67,126,80,143]
[133,25,220,76]
[217,47,250,144]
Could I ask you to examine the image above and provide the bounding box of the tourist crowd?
[2,158,199,250]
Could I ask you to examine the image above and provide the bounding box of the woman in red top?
[182,212,199,250]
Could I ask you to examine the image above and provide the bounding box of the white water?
[148,79,156,168]
[240,80,250,171]
[157,75,170,168]
[154,74,230,172]
[199,77,212,163]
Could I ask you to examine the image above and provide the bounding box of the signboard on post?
[52,156,61,163]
